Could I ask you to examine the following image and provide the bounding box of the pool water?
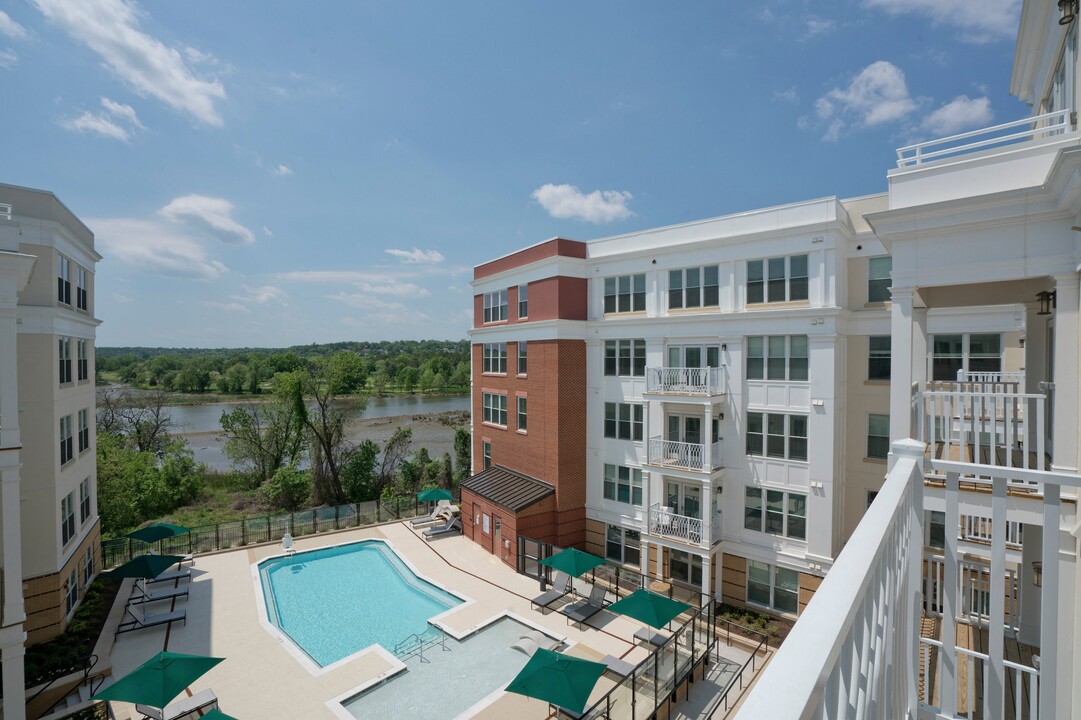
[343,617,540,720]
[259,540,462,667]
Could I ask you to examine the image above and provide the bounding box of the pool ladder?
[392,631,448,662]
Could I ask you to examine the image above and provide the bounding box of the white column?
[1040,483,1061,720]
[889,288,927,465]
[641,540,650,582]
[939,472,959,717]
[1051,273,1080,472]
[986,477,1007,720]
[1,630,27,720]
[704,404,714,472]
[701,549,712,604]
[701,484,712,546]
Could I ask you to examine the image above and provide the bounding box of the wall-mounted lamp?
[1033,561,1043,587]
[1060,0,1078,25]
[1037,290,1057,316]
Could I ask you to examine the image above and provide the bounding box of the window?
[932,334,1002,381]
[517,284,528,319]
[746,412,807,461]
[603,463,643,506]
[482,441,491,470]
[77,339,89,381]
[868,336,891,380]
[65,568,79,615]
[604,274,646,313]
[83,546,94,585]
[517,396,527,431]
[57,255,71,305]
[78,409,90,453]
[747,254,808,304]
[748,561,799,614]
[929,511,945,550]
[868,257,892,303]
[60,415,73,465]
[76,266,88,311]
[517,342,527,375]
[605,525,641,566]
[482,343,507,374]
[669,549,703,587]
[867,490,879,509]
[867,414,890,460]
[746,335,808,380]
[483,290,508,323]
[59,337,72,384]
[61,492,76,545]
[744,487,806,540]
[482,513,490,534]
[604,339,646,377]
[482,393,508,426]
[669,266,719,309]
[79,477,91,523]
[604,402,643,441]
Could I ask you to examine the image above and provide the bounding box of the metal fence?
[101,495,430,569]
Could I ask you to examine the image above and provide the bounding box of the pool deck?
[103,520,732,719]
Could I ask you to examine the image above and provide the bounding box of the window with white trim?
[483,290,508,323]
[931,333,1002,381]
[83,546,94,585]
[868,336,891,380]
[482,441,491,470]
[61,491,76,545]
[868,257,892,303]
[482,393,507,426]
[59,337,72,384]
[77,339,89,381]
[604,274,645,313]
[669,266,719,309]
[604,339,646,377]
[517,396,527,431]
[928,511,945,550]
[65,568,78,615]
[517,342,527,375]
[603,464,643,506]
[605,525,641,566]
[78,409,90,453]
[746,335,808,380]
[79,476,91,523]
[669,549,703,587]
[76,265,88,311]
[867,414,890,460]
[746,412,807,461]
[604,402,643,441]
[60,415,74,466]
[744,487,807,540]
[747,561,799,614]
[517,284,528,318]
[57,255,71,305]
[482,343,507,374]
[747,254,808,304]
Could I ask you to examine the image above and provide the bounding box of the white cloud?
[356,281,431,297]
[60,111,131,141]
[774,87,799,103]
[385,247,445,264]
[100,97,144,128]
[236,284,288,305]
[0,11,27,39]
[531,183,634,224]
[159,194,255,244]
[330,292,406,313]
[91,217,229,280]
[812,61,917,140]
[921,95,993,136]
[864,0,1020,43]
[804,16,836,37]
[0,48,18,69]
[112,293,134,303]
[262,226,272,237]
[203,300,249,313]
[277,270,390,284]
[31,0,226,125]
[271,164,292,176]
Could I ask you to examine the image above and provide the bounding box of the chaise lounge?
[422,515,461,539]
[116,605,187,635]
[530,571,572,611]
[561,583,608,628]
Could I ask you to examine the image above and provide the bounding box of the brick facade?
[23,523,100,644]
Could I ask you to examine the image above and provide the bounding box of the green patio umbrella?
[108,554,185,580]
[505,648,607,714]
[198,710,238,720]
[127,523,191,544]
[417,487,453,503]
[539,547,606,578]
[92,651,224,710]
[607,588,691,629]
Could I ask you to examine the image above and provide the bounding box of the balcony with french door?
[646,437,723,475]
[645,502,720,550]
[644,366,724,400]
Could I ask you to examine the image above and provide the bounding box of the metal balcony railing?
[644,367,722,396]
[647,437,723,472]
[647,503,707,546]
[896,109,1073,168]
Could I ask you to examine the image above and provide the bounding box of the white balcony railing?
[896,109,1073,168]
[647,503,707,546]
[922,554,1020,632]
[646,437,723,472]
[959,513,1024,548]
[0,204,10,221]
[644,366,722,395]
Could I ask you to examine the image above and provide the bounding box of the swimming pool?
[258,540,463,667]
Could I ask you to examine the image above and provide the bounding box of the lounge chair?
[633,627,669,647]
[510,630,562,657]
[128,584,189,606]
[422,516,461,538]
[147,569,191,585]
[281,532,296,556]
[136,688,217,720]
[530,571,572,611]
[116,606,187,635]
[602,654,636,678]
[409,501,453,527]
[561,583,608,628]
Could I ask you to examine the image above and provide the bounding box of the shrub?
[264,466,311,511]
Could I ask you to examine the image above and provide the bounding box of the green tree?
[264,466,311,511]
[454,427,471,481]
[399,366,419,393]
[341,440,380,502]
[219,397,305,486]
[96,433,201,535]
[328,351,369,394]
[441,453,454,489]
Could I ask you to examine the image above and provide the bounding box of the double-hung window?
[604,274,645,313]
[747,254,809,304]
[77,339,89,381]
[669,266,719,309]
[868,257,892,303]
[57,255,71,305]
[603,464,643,506]
[867,414,890,459]
[747,412,807,461]
[868,336,891,380]
[605,525,641,566]
[65,568,79,614]
[83,546,94,585]
[61,492,76,545]
[76,266,88,311]
[931,334,1002,381]
[604,339,646,377]
[60,415,74,466]
[59,337,72,384]
[482,393,507,426]
[746,335,808,380]
[517,284,528,319]
[517,396,527,431]
[517,342,527,375]
[747,561,799,614]
[482,441,492,470]
[79,477,91,523]
[604,402,643,441]
[744,487,807,540]
[482,343,507,374]
[78,409,90,453]
[483,290,508,323]
[669,550,703,587]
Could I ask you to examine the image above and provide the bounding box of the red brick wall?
[461,490,559,568]
[474,238,587,280]
[473,276,587,328]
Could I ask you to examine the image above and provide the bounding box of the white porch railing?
[960,513,1024,548]
[646,437,723,472]
[644,366,722,395]
[956,369,1026,390]
[647,503,707,546]
[919,637,1039,720]
[896,109,1073,168]
[0,204,10,220]
[922,554,1020,632]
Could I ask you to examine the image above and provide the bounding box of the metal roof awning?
[461,465,554,512]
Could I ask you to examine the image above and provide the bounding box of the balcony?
[646,503,713,548]
[646,437,723,474]
[644,367,723,397]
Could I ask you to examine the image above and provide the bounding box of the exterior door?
[494,516,504,562]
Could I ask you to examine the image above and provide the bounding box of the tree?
[264,466,311,511]
[327,351,368,394]
[377,427,413,494]
[96,433,201,535]
[440,453,454,489]
[399,367,419,393]
[97,388,176,457]
[219,398,305,486]
[341,440,380,502]
[454,427,471,481]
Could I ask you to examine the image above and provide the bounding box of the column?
[889,287,927,466]
[641,540,650,583]
[701,484,712,546]
[1051,273,1080,472]
[704,404,714,472]
[1,631,27,720]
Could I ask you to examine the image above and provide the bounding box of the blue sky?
[1,0,1023,347]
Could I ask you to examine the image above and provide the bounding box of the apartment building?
[0,185,101,719]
